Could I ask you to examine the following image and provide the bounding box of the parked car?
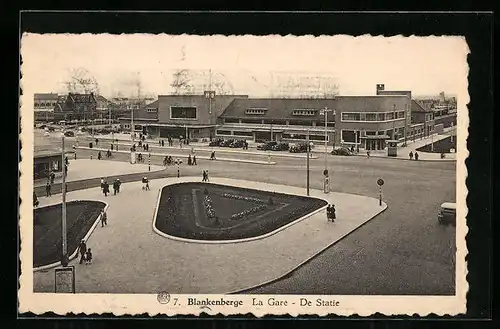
[209,138,224,147]
[221,139,235,147]
[289,142,310,153]
[229,140,245,148]
[63,131,75,137]
[438,202,456,226]
[257,141,277,151]
[331,147,353,156]
[271,142,289,151]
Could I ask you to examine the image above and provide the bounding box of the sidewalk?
[34,159,164,187]
[75,146,277,165]
[32,177,387,294]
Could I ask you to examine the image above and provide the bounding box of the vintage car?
[257,141,277,151]
[271,142,290,151]
[289,142,310,153]
[331,147,353,156]
[229,140,245,148]
[438,202,456,226]
[208,138,224,147]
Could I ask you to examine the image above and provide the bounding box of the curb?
[227,202,389,294]
[352,154,456,162]
[75,147,277,165]
[33,200,109,272]
[151,179,330,244]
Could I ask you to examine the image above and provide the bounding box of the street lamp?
[60,127,68,266]
[320,107,332,194]
[306,129,310,196]
[392,104,396,140]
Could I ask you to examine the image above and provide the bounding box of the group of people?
[96,150,113,160]
[187,154,197,166]
[158,138,174,147]
[326,204,336,222]
[408,151,420,161]
[78,239,93,265]
[100,178,122,196]
[141,176,150,190]
[202,170,210,182]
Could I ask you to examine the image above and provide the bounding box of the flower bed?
[33,200,106,267]
[154,183,327,241]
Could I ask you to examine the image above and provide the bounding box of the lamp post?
[320,107,332,170]
[60,127,68,266]
[392,104,396,140]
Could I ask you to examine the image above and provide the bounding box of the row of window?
[35,101,57,107]
[216,130,328,141]
[223,118,335,127]
[243,108,320,116]
[292,109,317,116]
[341,111,406,122]
[245,108,268,115]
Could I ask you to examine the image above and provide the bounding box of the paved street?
[34,144,456,295]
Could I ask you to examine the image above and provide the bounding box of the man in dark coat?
[103,181,110,196]
[192,155,197,165]
[33,191,39,207]
[45,182,51,197]
[78,240,87,264]
[97,151,102,160]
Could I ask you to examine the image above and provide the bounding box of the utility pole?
[321,107,332,170]
[392,104,396,140]
[61,126,68,266]
[306,129,310,196]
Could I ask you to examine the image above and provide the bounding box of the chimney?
[376,84,385,95]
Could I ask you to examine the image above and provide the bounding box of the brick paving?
[32,177,386,294]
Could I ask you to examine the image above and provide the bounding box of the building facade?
[34,93,59,122]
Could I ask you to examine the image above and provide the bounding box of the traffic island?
[154,182,327,242]
[33,200,106,269]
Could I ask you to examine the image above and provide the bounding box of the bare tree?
[65,68,100,95]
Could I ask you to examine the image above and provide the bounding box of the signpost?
[148,152,151,171]
[377,178,384,206]
[55,266,75,293]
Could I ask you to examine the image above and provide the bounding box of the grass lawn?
[33,200,106,267]
[155,183,327,241]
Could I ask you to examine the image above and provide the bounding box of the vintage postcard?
[19,33,469,316]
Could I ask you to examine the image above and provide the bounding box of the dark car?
[63,131,75,137]
[229,140,245,148]
[221,139,235,147]
[271,142,289,151]
[331,147,353,156]
[257,141,277,151]
[209,138,224,147]
[289,142,310,153]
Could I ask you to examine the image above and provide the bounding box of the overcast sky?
[21,34,469,99]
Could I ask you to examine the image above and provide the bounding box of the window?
[216,130,232,135]
[377,113,385,121]
[398,111,405,119]
[366,113,377,121]
[341,130,356,143]
[283,133,306,140]
[170,106,197,119]
[386,112,394,120]
[341,113,361,121]
[147,108,157,113]
[224,118,240,123]
[292,109,317,116]
[289,120,313,126]
[365,131,376,136]
[233,131,253,137]
[263,119,286,125]
[245,108,267,115]
[309,135,327,141]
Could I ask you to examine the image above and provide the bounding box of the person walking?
[113,179,118,195]
[192,155,197,165]
[33,191,39,207]
[85,248,93,265]
[202,170,207,182]
[210,151,216,160]
[101,210,107,227]
[78,240,87,264]
[45,181,52,197]
[409,151,414,160]
[100,178,105,191]
[50,171,55,184]
[103,181,110,197]
[415,151,419,161]
[97,151,102,160]
[116,179,121,193]
[162,139,165,147]
[188,154,192,166]
[205,170,210,182]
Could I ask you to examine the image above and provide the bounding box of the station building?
[117,84,446,151]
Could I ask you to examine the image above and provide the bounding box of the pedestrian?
[101,210,107,227]
[188,154,192,166]
[159,140,161,146]
[409,151,414,160]
[415,152,419,161]
[85,248,92,265]
[100,178,105,191]
[50,171,55,184]
[111,144,114,151]
[65,156,69,166]
[202,170,207,182]
[74,152,77,160]
[179,139,183,149]
[116,179,121,193]
[205,170,210,182]
[162,139,165,147]
[95,138,99,146]
[97,151,102,160]
[366,150,371,158]
[192,155,197,165]
[113,179,118,195]
[45,181,51,197]
[78,240,87,264]
[329,204,336,222]
[210,151,216,160]
[103,181,110,197]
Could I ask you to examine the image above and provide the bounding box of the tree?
[65,68,100,95]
